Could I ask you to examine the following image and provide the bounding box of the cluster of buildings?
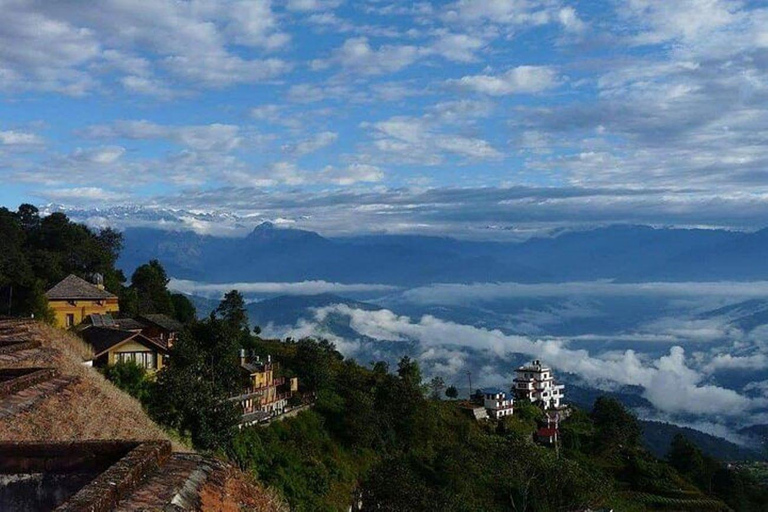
[468,360,568,443]
[232,350,300,426]
[45,273,301,425]
[46,274,177,373]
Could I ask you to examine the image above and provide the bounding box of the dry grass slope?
[0,319,174,446]
[0,318,289,511]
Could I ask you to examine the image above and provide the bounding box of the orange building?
[45,274,120,328]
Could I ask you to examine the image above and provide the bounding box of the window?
[65,314,75,327]
[115,351,157,369]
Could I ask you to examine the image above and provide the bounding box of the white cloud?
[84,121,243,152]
[282,131,338,156]
[169,278,398,298]
[299,304,766,417]
[0,0,290,94]
[450,66,559,95]
[313,37,421,75]
[43,187,130,203]
[367,115,502,164]
[69,146,126,164]
[286,0,343,12]
[429,32,486,62]
[704,353,768,373]
[400,281,768,306]
[0,130,43,146]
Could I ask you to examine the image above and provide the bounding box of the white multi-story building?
[479,387,514,419]
[513,360,565,409]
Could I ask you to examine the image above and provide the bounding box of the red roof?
[537,427,558,437]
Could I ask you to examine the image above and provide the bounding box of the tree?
[128,260,175,315]
[150,317,241,451]
[590,396,642,452]
[102,360,153,403]
[396,356,423,391]
[667,434,707,487]
[215,289,250,332]
[17,203,40,231]
[428,376,445,400]
[445,385,458,399]
[293,338,340,393]
[171,293,196,324]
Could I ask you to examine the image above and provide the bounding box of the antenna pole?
[466,371,472,398]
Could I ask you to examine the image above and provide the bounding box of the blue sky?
[2,0,768,237]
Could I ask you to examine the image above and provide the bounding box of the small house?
[479,387,514,419]
[79,326,168,373]
[45,274,119,329]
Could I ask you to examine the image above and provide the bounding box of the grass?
[0,319,181,449]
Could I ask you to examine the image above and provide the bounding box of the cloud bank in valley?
[273,304,767,424]
[169,278,398,298]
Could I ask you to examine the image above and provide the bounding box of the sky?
[2,0,768,237]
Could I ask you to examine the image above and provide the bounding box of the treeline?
[0,204,193,323]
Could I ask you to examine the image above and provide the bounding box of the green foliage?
[428,376,445,400]
[591,396,642,452]
[170,293,196,323]
[0,205,124,320]
[667,433,768,511]
[126,260,174,316]
[149,317,242,451]
[102,360,154,403]
[215,289,249,331]
[445,385,458,399]
[222,342,767,511]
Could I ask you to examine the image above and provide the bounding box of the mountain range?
[119,222,768,285]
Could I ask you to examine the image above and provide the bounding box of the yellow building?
[79,326,168,373]
[45,274,120,328]
[237,352,298,420]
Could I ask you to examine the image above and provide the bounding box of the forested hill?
[221,337,768,511]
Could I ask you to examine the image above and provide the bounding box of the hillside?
[0,318,287,511]
[0,318,172,443]
[641,420,766,462]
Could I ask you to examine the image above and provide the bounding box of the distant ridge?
[119,223,768,285]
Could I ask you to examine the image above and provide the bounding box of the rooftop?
[79,326,168,357]
[517,359,551,372]
[45,274,117,301]
[138,313,183,333]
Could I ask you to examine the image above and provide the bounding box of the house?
[513,359,565,410]
[45,274,119,329]
[478,387,514,419]
[232,350,298,424]
[79,326,168,373]
[137,314,183,348]
[536,426,559,445]
[535,415,560,446]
